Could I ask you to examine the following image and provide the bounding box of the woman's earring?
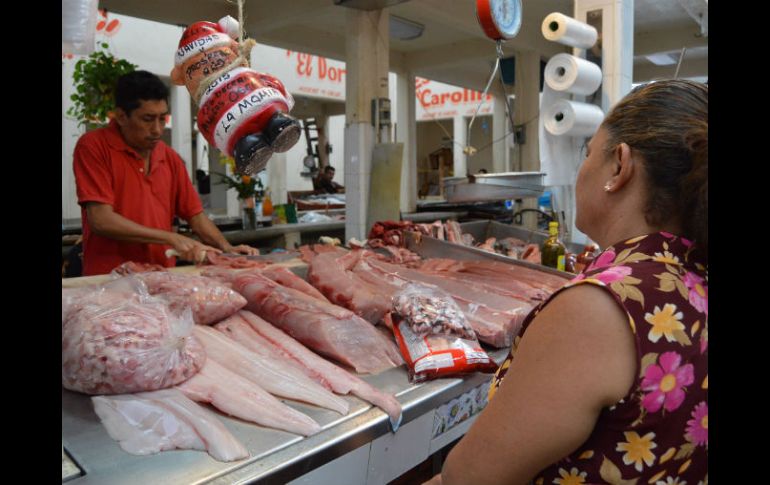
[604,183,612,192]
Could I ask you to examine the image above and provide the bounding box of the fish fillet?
[92,388,248,462]
[193,326,348,414]
[176,358,321,436]
[236,310,404,431]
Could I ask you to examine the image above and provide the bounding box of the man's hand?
[169,233,222,263]
[223,243,259,256]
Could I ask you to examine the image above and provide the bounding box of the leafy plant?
[214,152,265,200]
[213,171,264,201]
[67,42,137,127]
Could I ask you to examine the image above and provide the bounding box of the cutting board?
[366,142,404,233]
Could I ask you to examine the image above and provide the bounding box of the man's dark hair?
[324,165,335,173]
[115,70,169,115]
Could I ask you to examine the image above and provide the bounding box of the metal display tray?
[405,221,575,279]
[62,360,505,484]
[443,172,545,203]
[459,220,586,255]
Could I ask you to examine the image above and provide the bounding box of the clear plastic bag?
[388,313,497,384]
[131,272,247,325]
[392,284,476,340]
[298,212,335,224]
[62,276,206,395]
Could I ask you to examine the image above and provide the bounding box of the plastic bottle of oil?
[541,221,566,271]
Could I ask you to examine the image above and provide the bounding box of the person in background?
[313,165,344,194]
[427,79,708,484]
[73,70,258,276]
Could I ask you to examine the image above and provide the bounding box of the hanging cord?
[192,0,255,104]
[465,43,501,156]
[495,42,517,146]
[674,47,687,79]
[237,0,244,41]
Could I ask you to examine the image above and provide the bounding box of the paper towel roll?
[544,99,604,137]
[545,53,602,96]
[542,12,598,49]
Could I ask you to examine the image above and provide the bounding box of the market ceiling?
[98,0,708,92]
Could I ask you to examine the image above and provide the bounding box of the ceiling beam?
[100,0,232,28]
[248,1,340,35]
[416,63,498,93]
[634,25,707,57]
[633,57,707,83]
[404,38,564,72]
[254,26,348,63]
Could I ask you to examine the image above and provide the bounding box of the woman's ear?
[605,143,635,193]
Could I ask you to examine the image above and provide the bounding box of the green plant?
[213,171,264,201]
[67,42,137,127]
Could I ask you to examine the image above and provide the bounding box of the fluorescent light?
[390,15,424,40]
[645,53,677,66]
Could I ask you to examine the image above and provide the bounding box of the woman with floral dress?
[427,79,708,485]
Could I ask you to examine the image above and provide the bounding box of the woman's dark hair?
[115,70,169,115]
[602,79,707,257]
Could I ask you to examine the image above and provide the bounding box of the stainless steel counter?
[62,350,507,484]
[221,220,345,245]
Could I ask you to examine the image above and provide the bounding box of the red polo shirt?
[73,120,203,275]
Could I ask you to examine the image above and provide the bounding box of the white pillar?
[267,152,288,205]
[344,8,389,241]
[514,50,543,230]
[316,115,330,169]
[575,0,634,111]
[492,94,509,174]
[453,115,467,177]
[170,85,193,178]
[396,70,417,213]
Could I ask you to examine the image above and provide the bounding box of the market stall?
[62,232,569,484]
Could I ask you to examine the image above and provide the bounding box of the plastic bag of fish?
[392,284,476,340]
[388,284,497,383]
[62,276,205,395]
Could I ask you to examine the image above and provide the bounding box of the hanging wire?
[674,47,687,79]
[495,41,517,147]
[465,51,501,156]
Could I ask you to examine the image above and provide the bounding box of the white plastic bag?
[62,0,99,55]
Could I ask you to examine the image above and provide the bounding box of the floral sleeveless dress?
[489,232,708,485]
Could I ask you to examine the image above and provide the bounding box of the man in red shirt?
[73,70,258,275]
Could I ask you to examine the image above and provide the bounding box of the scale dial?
[476,0,522,40]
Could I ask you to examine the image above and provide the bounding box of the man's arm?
[187,212,259,256]
[86,202,221,262]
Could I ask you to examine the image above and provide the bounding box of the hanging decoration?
[170,2,301,175]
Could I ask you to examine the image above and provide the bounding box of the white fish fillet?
[236,310,404,431]
[176,358,321,436]
[92,388,249,462]
[193,326,348,415]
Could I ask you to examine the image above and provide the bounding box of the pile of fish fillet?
[62,246,566,463]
